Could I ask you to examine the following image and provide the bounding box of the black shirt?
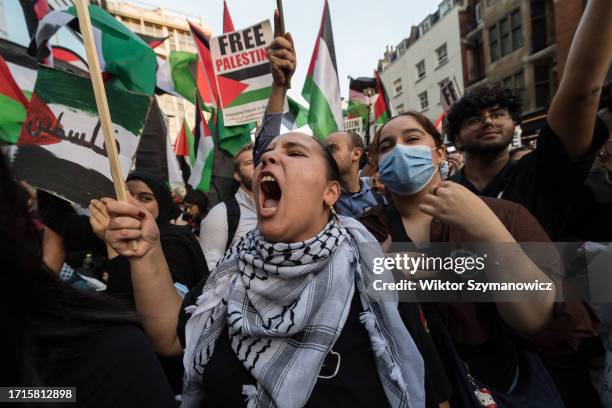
[46,325,176,408]
[178,279,451,407]
[450,119,609,241]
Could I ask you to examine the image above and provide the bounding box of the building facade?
[461,0,588,117]
[377,0,466,124]
[102,0,212,142]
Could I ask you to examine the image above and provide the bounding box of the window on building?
[534,64,553,108]
[514,70,525,104]
[475,2,482,23]
[500,18,510,56]
[440,0,452,16]
[419,19,431,36]
[500,70,525,105]
[436,43,448,66]
[144,22,164,37]
[393,78,403,95]
[176,30,194,51]
[416,60,426,80]
[489,25,499,62]
[396,103,405,114]
[489,10,523,63]
[122,17,142,33]
[418,91,429,110]
[511,10,523,50]
[531,0,554,53]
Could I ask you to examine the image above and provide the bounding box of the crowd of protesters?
[2,1,612,407]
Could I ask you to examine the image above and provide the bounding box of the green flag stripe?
[376,111,389,125]
[225,86,272,108]
[194,150,214,192]
[304,78,338,140]
[0,93,27,144]
[36,67,149,135]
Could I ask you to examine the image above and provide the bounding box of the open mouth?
[259,173,282,217]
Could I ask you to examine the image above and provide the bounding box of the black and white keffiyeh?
[182,216,425,408]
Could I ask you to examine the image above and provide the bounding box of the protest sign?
[210,19,273,126]
[9,66,150,207]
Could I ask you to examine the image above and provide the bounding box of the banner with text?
[9,67,151,207]
[210,19,273,126]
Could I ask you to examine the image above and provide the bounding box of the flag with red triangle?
[373,70,391,125]
[0,54,30,144]
[188,98,215,192]
[209,19,273,126]
[302,0,342,139]
[189,21,256,155]
[223,0,235,33]
[188,21,219,109]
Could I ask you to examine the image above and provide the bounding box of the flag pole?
[74,0,136,249]
[275,0,291,89]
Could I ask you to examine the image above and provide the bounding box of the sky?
[149,0,443,101]
[3,0,443,101]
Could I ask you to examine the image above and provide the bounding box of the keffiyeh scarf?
[182,216,424,408]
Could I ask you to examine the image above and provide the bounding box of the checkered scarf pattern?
[182,217,424,408]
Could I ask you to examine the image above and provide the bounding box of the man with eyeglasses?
[444,0,611,242]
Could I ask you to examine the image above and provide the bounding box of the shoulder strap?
[224,196,241,250]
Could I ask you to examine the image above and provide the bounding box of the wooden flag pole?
[74,0,136,250]
[275,0,291,89]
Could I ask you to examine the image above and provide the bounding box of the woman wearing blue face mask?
[373,112,598,407]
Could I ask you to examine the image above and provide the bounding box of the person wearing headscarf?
[103,129,432,408]
[94,172,207,301]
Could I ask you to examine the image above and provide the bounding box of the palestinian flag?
[0,55,30,144]
[302,0,342,140]
[29,6,157,95]
[282,97,309,131]
[174,119,193,160]
[174,118,199,169]
[210,108,255,156]
[188,99,215,192]
[156,51,199,104]
[10,66,150,207]
[189,21,219,109]
[223,0,236,33]
[51,46,88,72]
[374,70,391,125]
[166,132,184,187]
[135,32,169,49]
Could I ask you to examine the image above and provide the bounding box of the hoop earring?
[329,204,339,221]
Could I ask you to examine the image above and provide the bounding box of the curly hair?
[444,83,522,144]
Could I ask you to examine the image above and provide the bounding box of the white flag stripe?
[312,39,343,130]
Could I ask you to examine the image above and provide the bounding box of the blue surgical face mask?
[379,144,442,195]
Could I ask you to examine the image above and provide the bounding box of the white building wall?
[380,5,464,124]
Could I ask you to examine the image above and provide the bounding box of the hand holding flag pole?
[74,0,137,250]
[275,0,292,89]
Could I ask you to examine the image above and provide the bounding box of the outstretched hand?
[102,196,160,259]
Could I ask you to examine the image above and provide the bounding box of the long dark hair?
[0,152,138,386]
